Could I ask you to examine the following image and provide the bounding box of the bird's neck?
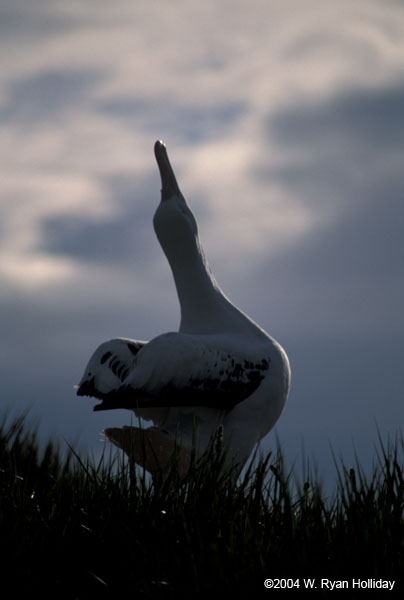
[154,204,267,338]
[165,237,264,337]
[165,238,225,333]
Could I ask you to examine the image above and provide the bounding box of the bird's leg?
[103,426,191,478]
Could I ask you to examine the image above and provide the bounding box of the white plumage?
[77,141,290,476]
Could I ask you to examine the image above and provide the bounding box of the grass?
[1,413,404,597]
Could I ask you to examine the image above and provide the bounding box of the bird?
[77,140,290,477]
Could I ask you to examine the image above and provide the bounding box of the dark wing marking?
[77,338,146,401]
[93,352,271,412]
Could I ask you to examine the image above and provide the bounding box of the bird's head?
[153,140,199,249]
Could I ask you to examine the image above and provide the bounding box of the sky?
[1,0,403,489]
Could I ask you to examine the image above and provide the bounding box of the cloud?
[0,170,115,288]
[253,189,404,341]
[268,84,404,172]
[234,83,404,340]
[0,68,103,126]
[1,0,402,294]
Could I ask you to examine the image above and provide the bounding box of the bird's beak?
[154,140,181,201]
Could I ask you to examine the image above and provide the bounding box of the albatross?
[77,141,290,477]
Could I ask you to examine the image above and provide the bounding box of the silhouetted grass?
[1,413,403,597]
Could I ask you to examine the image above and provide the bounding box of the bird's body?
[77,141,290,476]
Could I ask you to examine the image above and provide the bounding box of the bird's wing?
[77,337,146,399]
[87,332,271,412]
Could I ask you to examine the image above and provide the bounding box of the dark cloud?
[255,84,404,218]
[246,186,404,342]
[0,68,103,125]
[39,174,156,265]
[0,0,78,42]
[271,84,404,148]
[240,84,404,338]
